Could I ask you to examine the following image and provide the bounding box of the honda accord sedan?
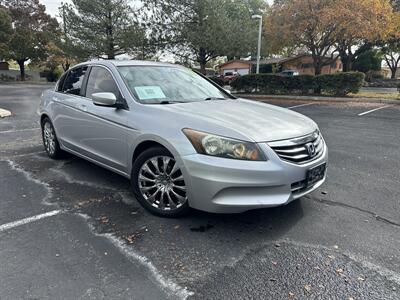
[39,60,328,217]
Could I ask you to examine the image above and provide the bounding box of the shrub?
[230,74,286,94]
[315,72,365,96]
[231,72,365,96]
[208,76,225,86]
[283,75,315,94]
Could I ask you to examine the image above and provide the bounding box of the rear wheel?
[41,117,63,159]
[131,147,190,217]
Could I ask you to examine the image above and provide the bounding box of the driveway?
[1,83,399,299]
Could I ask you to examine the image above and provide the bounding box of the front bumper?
[180,142,328,213]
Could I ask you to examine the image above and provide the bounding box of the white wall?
[0,69,45,82]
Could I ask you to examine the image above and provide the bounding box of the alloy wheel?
[138,156,187,211]
[43,122,56,155]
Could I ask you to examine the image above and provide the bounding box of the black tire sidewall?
[131,147,190,218]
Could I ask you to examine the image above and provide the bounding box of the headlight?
[183,129,267,161]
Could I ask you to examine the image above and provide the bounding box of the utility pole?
[252,15,263,74]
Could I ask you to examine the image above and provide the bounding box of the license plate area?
[306,163,326,187]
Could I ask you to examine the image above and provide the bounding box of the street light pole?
[252,15,263,74]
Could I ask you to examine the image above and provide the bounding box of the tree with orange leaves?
[265,0,395,75]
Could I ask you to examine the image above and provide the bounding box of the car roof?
[74,59,183,69]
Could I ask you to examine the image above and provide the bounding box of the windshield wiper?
[204,97,227,101]
[158,100,186,104]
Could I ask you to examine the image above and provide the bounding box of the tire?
[131,147,190,217]
[41,117,63,159]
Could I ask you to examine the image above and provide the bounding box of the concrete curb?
[233,94,400,105]
[0,108,12,118]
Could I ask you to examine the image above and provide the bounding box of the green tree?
[353,49,382,73]
[63,0,148,60]
[144,0,267,73]
[392,0,400,10]
[0,7,12,59]
[2,0,58,81]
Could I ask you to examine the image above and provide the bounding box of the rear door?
[52,66,89,152]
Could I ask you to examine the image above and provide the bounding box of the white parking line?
[358,105,392,116]
[288,103,315,109]
[0,210,62,233]
[0,128,40,134]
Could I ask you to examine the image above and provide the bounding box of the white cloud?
[40,0,71,18]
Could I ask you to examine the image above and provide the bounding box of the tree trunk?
[341,55,352,72]
[314,60,322,75]
[17,60,26,81]
[63,61,70,72]
[391,68,397,79]
[384,55,400,79]
[106,11,115,59]
[199,47,207,75]
[338,49,353,72]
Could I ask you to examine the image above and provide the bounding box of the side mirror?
[224,88,232,94]
[92,92,117,107]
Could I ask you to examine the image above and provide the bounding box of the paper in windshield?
[134,86,166,100]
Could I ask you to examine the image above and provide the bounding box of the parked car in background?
[40,60,328,217]
[223,71,240,84]
[279,70,299,77]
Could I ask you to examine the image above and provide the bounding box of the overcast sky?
[41,0,273,17]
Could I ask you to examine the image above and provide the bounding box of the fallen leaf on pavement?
[304,284,311,292]
[357,277,365,281]
[336,268,344,274]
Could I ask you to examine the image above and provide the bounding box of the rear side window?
[62,66,88,95]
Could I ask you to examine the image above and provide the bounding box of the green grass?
[349,92,400,100]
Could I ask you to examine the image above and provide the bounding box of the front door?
[80,66,130,173]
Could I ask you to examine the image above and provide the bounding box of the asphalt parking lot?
[0,83,399,299]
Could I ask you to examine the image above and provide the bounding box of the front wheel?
[131,147,190,217]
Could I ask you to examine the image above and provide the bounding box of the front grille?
[268,131,324,164]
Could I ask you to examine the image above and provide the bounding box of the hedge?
[230,72,365,96]
[315,72,365,96]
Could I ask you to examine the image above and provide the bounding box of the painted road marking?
[358,105,392,116]
[288,103,315,109]
[0,210,62,233]
[0,128,40,134]
[0,108,12,118]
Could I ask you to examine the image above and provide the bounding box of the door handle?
[52,96,59,101]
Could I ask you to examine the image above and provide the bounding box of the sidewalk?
[234,93,400,105]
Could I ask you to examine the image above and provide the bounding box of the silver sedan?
[39,60,328,217]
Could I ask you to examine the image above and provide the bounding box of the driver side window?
[86,67,121,100]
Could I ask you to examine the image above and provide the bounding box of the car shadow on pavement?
[13,152,305,285]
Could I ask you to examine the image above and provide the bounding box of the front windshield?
[118,66,230,104]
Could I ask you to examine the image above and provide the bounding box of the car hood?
[157,99,318,142]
